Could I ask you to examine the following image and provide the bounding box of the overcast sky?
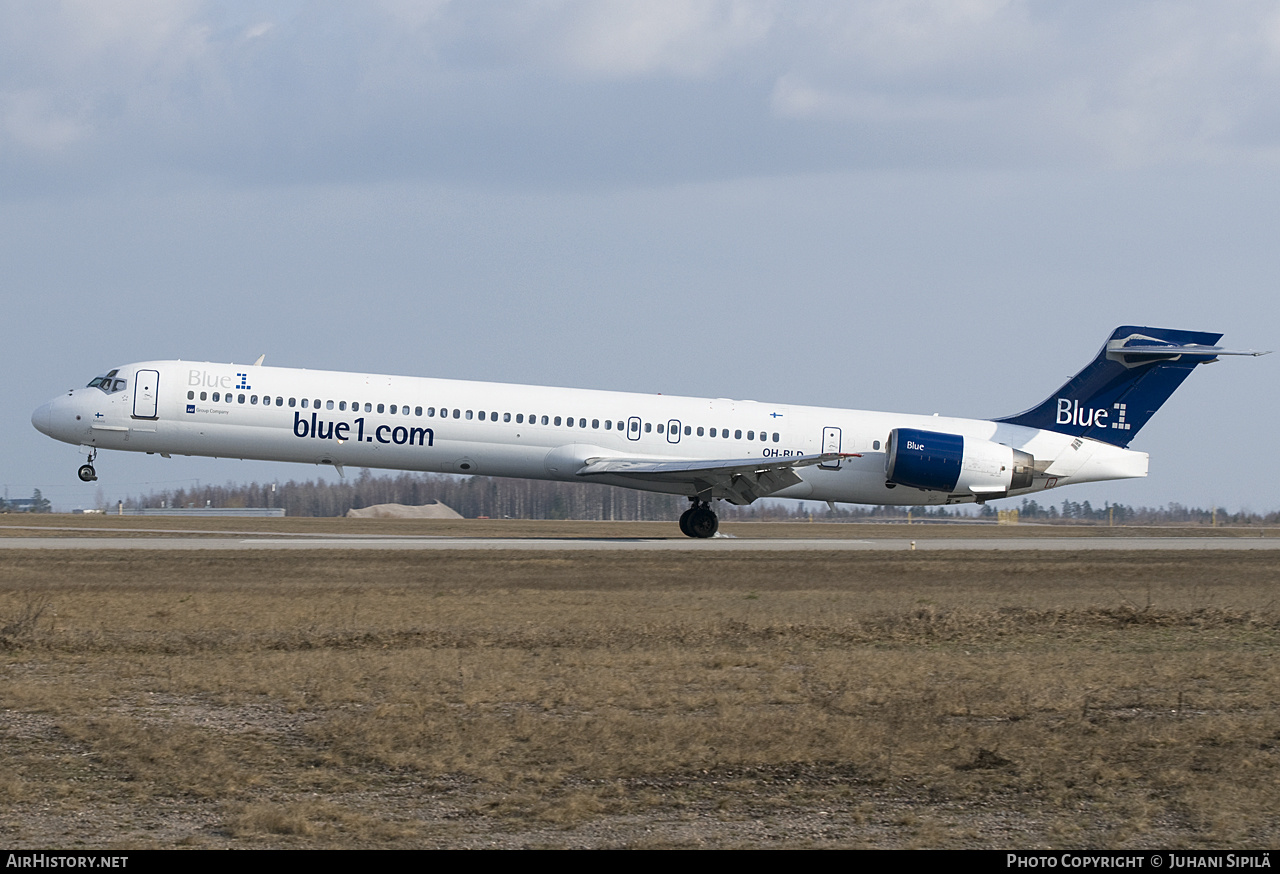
[4,1,1275,513]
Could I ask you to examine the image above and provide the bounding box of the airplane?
[31,326,1266,537]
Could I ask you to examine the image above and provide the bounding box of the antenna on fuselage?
[253,354,265,366]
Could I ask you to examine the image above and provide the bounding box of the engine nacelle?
[885,428,1034,496]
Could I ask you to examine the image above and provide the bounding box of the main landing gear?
[78,448,97,482]
[678,499,719,539]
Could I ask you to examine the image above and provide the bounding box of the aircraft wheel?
[687,506,719,539]
[78,464,97,482]
[678,508,694,537]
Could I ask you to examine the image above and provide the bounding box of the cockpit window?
[87,373,127,394]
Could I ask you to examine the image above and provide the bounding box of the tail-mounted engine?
[885,428,1034,497]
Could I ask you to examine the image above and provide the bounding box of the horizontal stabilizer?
[1106,338,1268,366]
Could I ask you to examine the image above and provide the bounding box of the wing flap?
[577,452,857,505]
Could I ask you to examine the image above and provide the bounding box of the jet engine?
[885,428,1034,496]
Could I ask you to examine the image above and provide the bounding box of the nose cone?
[32,401,53,437]
[31,393,84,445]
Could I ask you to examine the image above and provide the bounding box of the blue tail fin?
[996,326,1234,447]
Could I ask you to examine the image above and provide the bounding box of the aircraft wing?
[575,452,858,505]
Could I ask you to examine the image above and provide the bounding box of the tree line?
[0,490,52,513]
[115,471,1280,525]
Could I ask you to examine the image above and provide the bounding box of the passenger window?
[238,394,246,404]
[212,392,220,402]
[630,421,639,433]
[339,401,347,411]
[200,392,208,401]
[288,398,296,407]
[592,419,599,429]
[327,400,334,410]
[390,404,397,414]
[453,409,460,419]
[516,414,523,424]
[873,440,881,450]
[187,391,195,400]
[773,432,780,442]
[617,421,625,431]
[684,425,691,436]
[251,395,258,405]
[644,423,652,433]
[377,404,385,414]
[555,416,562,426]
[466,410,473,420]
[748,430,754,440]
[697,427,704,436]
[427,408,435,417]
[710,428,717,437]
[541,415,549,425]
[605,420,612,430]
[656,423,663,434]
[735,430,742,439]
[416,406,423,416]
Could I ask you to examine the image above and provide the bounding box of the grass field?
[1,519,1278,847]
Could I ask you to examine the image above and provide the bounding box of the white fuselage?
[32,360,1149,506]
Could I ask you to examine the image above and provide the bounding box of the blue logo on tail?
[997,326,1227,447]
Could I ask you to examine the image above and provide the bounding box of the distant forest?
[119,470,1280,525]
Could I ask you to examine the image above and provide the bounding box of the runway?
[2,535,1277,551]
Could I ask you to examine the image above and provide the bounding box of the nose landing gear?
[678,499,719,539]
[78,448,98,482]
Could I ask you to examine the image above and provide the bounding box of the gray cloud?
[6,1,1280,194]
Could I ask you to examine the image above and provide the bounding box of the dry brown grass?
[3,514,1277,539]
[0,545,1277,848]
